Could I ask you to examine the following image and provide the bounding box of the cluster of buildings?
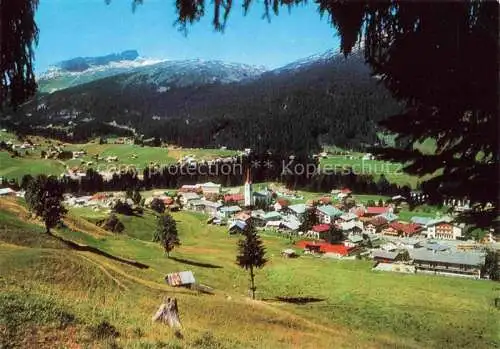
[177,154,240,167]
[0,155,495,280]
[371,240,487,279]
[113,137,133,145]
[5,141,36,151]
[169,175,494,280]
[62,192,127,211]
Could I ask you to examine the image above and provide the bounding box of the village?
[1,2,498,347]
[137,182,495,280]
[3,165,495,281]
[0,129,495,281]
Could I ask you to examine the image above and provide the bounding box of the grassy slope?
[0,132,238,181]
[0,197,498,349]
[320,155,434,188]
[1,130,436,188]
[0,152,66,179]
[321,138,439,188]
[66,143,237,171]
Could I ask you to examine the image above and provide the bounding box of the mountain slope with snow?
[37,50,267,93]
[18,48,401,154]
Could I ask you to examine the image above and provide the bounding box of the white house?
[426,218,465,240]
[219,205,242,218]
[105,156,118,162]
[199,182,221,195]
[362,153,375,160]
[316,205,343,224]
[180,184,200,192]
[0,188,16,196]
[72,151,86,158]
[287,204,308,221]
[179,192,201,206]
[339,220,363,233]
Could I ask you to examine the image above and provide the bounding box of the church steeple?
[244,167,253,207]
[245,167,252,184]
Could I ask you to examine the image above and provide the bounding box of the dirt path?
[76,253,130,292]
[0,197,148,269]
[0,197,109,238]
[0,197,29,217]
[75,251,192,295]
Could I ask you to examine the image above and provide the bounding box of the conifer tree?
[236,223,267,300]
[153,213,180,257]
[0,0,39,108]
[25,175,67,234]
[300,208,318,233]
[132,190,142,205]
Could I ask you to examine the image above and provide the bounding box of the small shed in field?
[165,271,196,287]
[281,249,298,258]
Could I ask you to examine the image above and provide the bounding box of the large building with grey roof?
[410,249,485,278]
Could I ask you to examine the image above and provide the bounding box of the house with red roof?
[321,243,358,258]
[318,196,332,205]
[308,224,331,239]
[91,193,107,201]
[274,198,290,211]
[351,206,366,218]
[178,184,201,193]
[382,222,423,237]
[224,193,244,204]
[296,240,357,257]
[163,197,174,205]
[341,188,352,195]
[365,206,391,216]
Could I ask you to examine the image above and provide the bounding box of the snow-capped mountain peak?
[37,51,267,93]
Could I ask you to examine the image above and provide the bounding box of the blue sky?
[34,0,339,73]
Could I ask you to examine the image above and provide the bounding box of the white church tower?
[244,168,253,207]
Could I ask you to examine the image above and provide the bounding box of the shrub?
[150,198,165,214]
[57,150,73,160]
[57,311,76,329]
[88,320,120,340]
[101,214,125,233]
[113,200,134,216]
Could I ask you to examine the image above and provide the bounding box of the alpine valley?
[4,49,402,154]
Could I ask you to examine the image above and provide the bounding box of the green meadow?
[0,131,441,190]
[320,138,439,188]
[0,197,497,348]
[319,155,435,188]
[0,151,66,179]
[0,132,238,181]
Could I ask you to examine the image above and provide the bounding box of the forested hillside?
[8,51,402,154]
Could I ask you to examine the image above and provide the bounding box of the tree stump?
[152,297,182,330]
